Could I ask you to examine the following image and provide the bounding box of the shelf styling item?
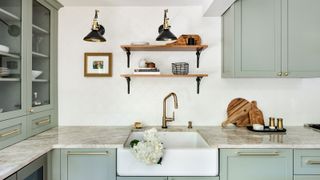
[84,53,112,77]
[0,67,10,77]
[83,10,106,42]
[172,62,189,75]
[167,34,202,46]
[32,70,43,80]
[0,44,9,53]
[156,9,177,41]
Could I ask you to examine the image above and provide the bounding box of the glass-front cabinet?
[0,0,25,121]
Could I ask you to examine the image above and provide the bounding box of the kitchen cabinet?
[222,0,320,78]
[117,177,218,180]
[27,109,56,137]
[0,0,61,149]
[294,149,320,175]
[61,149,116,180]
[294,175,320,180]
[168,177,219,180]
[5,174,17,180]
[17,154,47,180]
[117,177,167,180]
[220,149,293,180]
[0,116,26,149]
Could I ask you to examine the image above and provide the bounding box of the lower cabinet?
[168,177,219,180]
[5,174,17,180]
[220,149,293,180]
[294,149,320,178]
[117,177,167,180]
[61,149,116,180]
[294,175,320,180]
[17,154,47,180]
[117,177,218,180]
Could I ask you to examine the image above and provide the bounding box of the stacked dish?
[0,67,10,77]
[0,45,9,53]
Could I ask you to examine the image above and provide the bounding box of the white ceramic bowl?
[253,124,264,131]
[0,44,9,53]
[32,70,42,79]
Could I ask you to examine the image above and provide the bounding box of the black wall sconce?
[83,10,106,42]
[156,9,177,41]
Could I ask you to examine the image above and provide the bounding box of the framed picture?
[1,59,21,74]
[84,53,112,77]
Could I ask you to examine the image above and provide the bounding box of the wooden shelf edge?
[120,45,208,51]
[121,74,208,78]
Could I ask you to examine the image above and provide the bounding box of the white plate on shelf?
[0,45,9,53]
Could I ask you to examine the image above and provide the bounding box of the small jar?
[269,117,276,130]
[277,118,284,130]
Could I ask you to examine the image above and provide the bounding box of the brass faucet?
[162,92,178,128]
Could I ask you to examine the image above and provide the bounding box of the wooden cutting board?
[222,98,251,127]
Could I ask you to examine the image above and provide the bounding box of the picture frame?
[84,53,112,77]
[1,59,21,74]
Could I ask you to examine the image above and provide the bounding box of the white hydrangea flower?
[131,128,164,165]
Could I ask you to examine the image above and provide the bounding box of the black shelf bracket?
[125,48,131,68]
[125,77,131,94]
[196,48,203,68]
[196,76,203,94]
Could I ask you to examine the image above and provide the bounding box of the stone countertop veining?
[1,126,320,179]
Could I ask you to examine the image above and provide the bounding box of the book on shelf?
[133,71,161,75]
[134,68,160,72]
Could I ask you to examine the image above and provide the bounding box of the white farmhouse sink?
[117,131,218,176]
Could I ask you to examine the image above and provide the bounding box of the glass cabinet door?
[0,0,24,120]
[31,0,51,112]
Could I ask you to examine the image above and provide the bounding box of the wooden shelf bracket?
[125,48,131,68]
[196,76,203,94]
[196,48,203,68]
[125,77,131,94]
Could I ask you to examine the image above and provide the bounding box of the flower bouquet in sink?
[130,128,164,165]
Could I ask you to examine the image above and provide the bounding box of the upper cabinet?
[222,0,320,78]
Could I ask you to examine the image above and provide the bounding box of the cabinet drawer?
[27,110,56,137]
[294,175,320,180]
[294,149,320,174]
[0,117,27,150]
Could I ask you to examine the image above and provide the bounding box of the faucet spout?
[162,92,179,128]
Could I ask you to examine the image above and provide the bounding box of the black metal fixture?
[0,18,20,37]
[156,9,177,41]
[83,10,106,42]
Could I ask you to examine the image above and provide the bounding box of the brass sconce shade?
[83,10,106,42]
[156,9,177,41]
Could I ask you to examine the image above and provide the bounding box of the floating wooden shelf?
[120,45,208,68]
[121,73,208,94]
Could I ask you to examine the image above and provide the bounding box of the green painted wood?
[48,149,61,180]
[234,0,282,77]
[294,175,320,180]
[117,177,167,180]
[61,149,116,180]
[282,0,320,77]
[17,154,47,180]
[220,149,293,180]
[294,149,320,175]
[0,116,27,150]
[168,177,219,180]
[221,4,235,78]
[26,110,55,137]
[45,0,63,10]
[5,173,17,180]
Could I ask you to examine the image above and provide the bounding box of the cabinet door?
[0,0,26,121]
[61,149,116,180]
[294,175,320,180]
[5,174,17,180]
[220,149,293,180]
[0,116,26,150]
[17,154,47,180]
[282,0,320,77]
[294,149,320,174]
[168,177,219,180]
[233,0,282,77]
[27,0,56,114]
[26,109,56,137]
[117,177,167,180]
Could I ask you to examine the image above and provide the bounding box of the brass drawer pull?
[67,152,109,156]
[306,160,320,165]
[237,152,280,156]
[0,129,20,138]
[35,119,50,126]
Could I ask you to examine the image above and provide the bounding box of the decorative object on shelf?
[0,67,10,77]
[33,36,44,53]
[0,44,9,53]
[0,108,3,113]
[133,68,160,75]
[131,42,150,46]
[83,10,106,42]
[130,128,164,165]
[156,9,177,41]
[32,70,43,80]
[167,34,201,46]
[0,18,21,37]
[222,98,265,128]
[133,122,143,129]
[145,62,156,68]
[32,92,42,106]
[172,62,189,75]
[2,59,20,74]
[84,53,112,77]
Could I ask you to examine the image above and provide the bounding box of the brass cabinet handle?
[29,108,34,113]
[35,119,50,126]
[306,160,320,165]
[277,72,282,76]
[0,129,20,138]
[283,72,289,76]
[237,152,280,156]
[67,151,109,156]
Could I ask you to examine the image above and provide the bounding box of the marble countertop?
[1,126,320,179]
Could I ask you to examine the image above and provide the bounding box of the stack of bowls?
[0,67,10,77]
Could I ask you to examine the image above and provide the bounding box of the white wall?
[58,6,320,126]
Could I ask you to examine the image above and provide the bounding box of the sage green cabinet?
[222,0,320,78]
[168,177,219,180]
[294,175,320,180]
[220,149,293,180]
[117,177,218,180]
[0,116,26,149]
[5,174,16,180]
[61,149,116,180]
[294,149,320,175]
[117,177,167,180]
[17,154,47,180]
[27,109,56,137]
